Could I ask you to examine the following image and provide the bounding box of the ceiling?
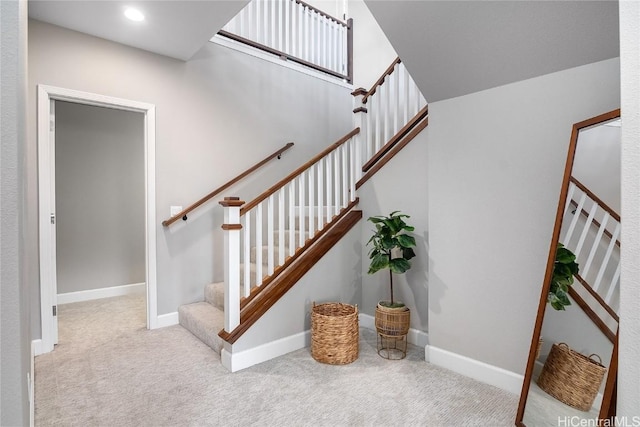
[364,1,620,103]
[28,1,249,61]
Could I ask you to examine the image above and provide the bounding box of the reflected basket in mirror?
[537,342,607,411]
[536,338,543,360]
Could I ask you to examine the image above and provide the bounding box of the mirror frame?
[515,109,621,426]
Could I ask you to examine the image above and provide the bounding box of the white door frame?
[37,84,158,353]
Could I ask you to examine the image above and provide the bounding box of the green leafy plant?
[548,243,580,311]
[367,211,416,308]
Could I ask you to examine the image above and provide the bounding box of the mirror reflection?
[519,112,620,426]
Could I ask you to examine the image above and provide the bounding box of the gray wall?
[28,19,353,335]
[427,58,620,374]
[619,2,640,416]
[55,101,145,294]
[1,0,30,424]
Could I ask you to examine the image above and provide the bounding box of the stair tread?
[178,302,224,354]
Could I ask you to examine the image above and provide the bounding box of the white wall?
[28,19,353,334]
[0,0,29,424]
[55,101,145,294]
[427,58,620,375]
[357,130,428,332]
[619,1,640,416]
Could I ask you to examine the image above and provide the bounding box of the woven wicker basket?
[537,342,607,411]
[375,304,410,337]
[311,302,359,365]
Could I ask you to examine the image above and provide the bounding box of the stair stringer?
[220,212,363,372]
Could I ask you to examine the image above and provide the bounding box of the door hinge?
[50,213,55,224]
[52,305,57,316]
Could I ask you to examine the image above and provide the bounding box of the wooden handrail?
[295,0,347,26]
[218,30,351,82]
[361,57,402,104]
[162,142,294,227]
[240,128,360,215]
[570,176,620,222]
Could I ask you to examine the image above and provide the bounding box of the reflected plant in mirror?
[548,244,579,311]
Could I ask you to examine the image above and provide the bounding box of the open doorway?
[38,85,157,354]
[55,100,146,343]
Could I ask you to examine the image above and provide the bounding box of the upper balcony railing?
[219,0,353,82]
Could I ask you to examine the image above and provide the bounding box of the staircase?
[172,2,428,369]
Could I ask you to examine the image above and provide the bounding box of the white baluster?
[298,173,306,247]
[574,200,599,259]
[255,0,261,44]
[255,202,263,287]
[220,197,244,332]
[562,191,587,245]
[288,181,296,257]
[581,212,610,281]
[308,165,315,239]
[604,261,621,305]
[304,7,310,61]
[341,144,348,208]
[391,68,399,135]
[278,187,285,266]
[333,150,340,216]
[243,211,251,295]
[563,182,577,215]
[322,17,328,69]
[284,0,290,54]
[267,194,275,275]
[317,158,324,229]
[271,0,277,50]
[593,222,620,292]
[326,154,332,221]
[402,64,410,124]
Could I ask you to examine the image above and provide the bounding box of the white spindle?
[284,0,290,54]
[333,150,340,216]
[255,0,262,44]
[341,144,348,207]
[604,262,621,304]
[255,202,263,287]
[593,222,620,292]
[392,68,399,135]
[574,200,599,259]
[326,154,332,221]
[581,212,610,280]
[317,159,324,229]
[402,64,410,124]
[267,194,275,275]
[562,192,587,244]
[308,166,315,239]
[304,7,310,61]
[298,174,306,247]
[564,183,577,215]
[243,212,251,297]
[288,182,296,257]
[278,187,285,266]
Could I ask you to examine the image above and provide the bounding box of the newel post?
[351,87,368,180]
[220,196,245,332]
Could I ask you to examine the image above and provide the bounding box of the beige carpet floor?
[35,294,518,426]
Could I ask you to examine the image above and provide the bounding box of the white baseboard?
[156,311,179,328]
[425,344,524,395]
[222,330,310,373]
[359,313,429,347]
[32,339,43,357]
[57,282,145,304]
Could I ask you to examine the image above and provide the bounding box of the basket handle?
[558,342,570,350]
[589,354,602,365]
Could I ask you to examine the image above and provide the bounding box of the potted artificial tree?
[367,211,416,338]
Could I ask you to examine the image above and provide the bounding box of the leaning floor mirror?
[516,109,621,426]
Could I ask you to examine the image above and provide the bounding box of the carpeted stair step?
[178,302,224,353]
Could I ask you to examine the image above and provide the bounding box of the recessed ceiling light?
[124,7,145,22]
